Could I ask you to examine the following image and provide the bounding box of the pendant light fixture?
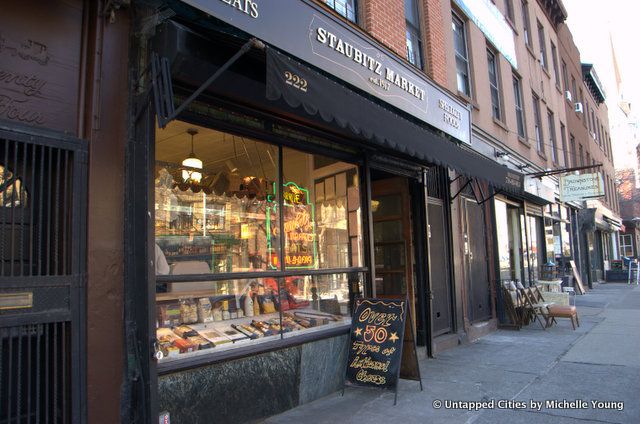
[182,128,203,183]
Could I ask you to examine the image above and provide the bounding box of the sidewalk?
[263,283,640,424]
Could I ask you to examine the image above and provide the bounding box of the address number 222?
[284,71,308,92]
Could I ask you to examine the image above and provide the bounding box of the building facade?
[557,20,622,285]
[0,0,622,423]
[617,165,640,259]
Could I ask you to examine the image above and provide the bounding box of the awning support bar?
[474,183,500,205]
[450,176,499,205]
[152,38,264,128]
[450,177,472,203]
[526,163,602,179]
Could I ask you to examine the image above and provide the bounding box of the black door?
[0,123,87,424]
[463,198,491,322]
[428,199,452,335]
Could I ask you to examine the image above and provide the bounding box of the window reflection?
[154,121,365,358]
[282,147,363,271]
[155,125,279,274]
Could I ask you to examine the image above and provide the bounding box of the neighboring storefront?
[577,203,622,286]
[492,173,591,325]
[494,176,556,288]
[493,197,549,286]
[0,1,130,423]
[543,203,574,277]
[123,1,524,421]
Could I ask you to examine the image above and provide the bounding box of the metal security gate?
[0,122,87,424]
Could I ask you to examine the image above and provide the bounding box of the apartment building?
[557,21,622,284]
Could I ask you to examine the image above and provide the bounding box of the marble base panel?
[298,334,349,404]
[158,334,347,423]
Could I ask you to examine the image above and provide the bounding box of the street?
[264,283,640,424]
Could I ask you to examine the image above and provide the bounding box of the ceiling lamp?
[182,128,203,183]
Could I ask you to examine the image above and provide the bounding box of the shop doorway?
[462,197,491,323]
[428,198,453,336]
[370,173,426,343]
[371,176,413,298]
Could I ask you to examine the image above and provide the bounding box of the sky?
[563,0,640,170]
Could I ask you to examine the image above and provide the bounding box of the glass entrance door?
[371,177,413,298]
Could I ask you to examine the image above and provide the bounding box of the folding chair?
[519,287,553,330]
[501,285,522,328]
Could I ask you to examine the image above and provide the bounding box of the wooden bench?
[545,305,580,330]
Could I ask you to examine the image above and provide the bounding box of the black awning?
[266,48,523,194]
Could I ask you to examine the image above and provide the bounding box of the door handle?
[152,339,163,361]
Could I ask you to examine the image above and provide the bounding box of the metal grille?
[0,139,73,277]
[0,123,87,424]
[1,322,71,424]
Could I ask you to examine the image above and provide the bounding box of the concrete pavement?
[263,283,640,424]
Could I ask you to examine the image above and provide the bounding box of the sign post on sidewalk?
[343,297,422,404]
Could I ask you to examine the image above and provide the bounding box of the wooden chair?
[519,287,554,330]
[501,285,522,328]
[544,305,580,330]
[531,285,548,303]
[531,286,579,330]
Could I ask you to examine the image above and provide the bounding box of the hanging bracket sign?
[560,172,604,202]
[344,297,422,404]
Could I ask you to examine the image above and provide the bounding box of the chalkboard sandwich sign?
[344,297,422,404]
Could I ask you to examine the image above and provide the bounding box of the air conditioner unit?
[574,102,583,113]
[565,90,572,102]
[591,131,597,139]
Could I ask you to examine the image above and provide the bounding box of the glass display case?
[153,121,365,363]
[154,272,364,362]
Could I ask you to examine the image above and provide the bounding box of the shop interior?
[153,120,365,361]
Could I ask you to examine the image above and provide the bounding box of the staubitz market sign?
[181,0,471,144]
[560,172,605,202]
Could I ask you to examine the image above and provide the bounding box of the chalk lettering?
[358,307,398,327]
[355,369,386,385]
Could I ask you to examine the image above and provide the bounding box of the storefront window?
[520,214,529,284]
[495,200,510,280]
[495,199,523,282]
[543,205,572,275]
[155,273,364,363]
[560,206,569,221]
[153,121,365,362]
[526,215,542,283]
[282,147,363,270]
[155,131,279,273]
[561,222,571,258]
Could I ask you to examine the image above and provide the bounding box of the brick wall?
[617,168,640,220]
[422,0,447,84]
[363,0,407,57]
